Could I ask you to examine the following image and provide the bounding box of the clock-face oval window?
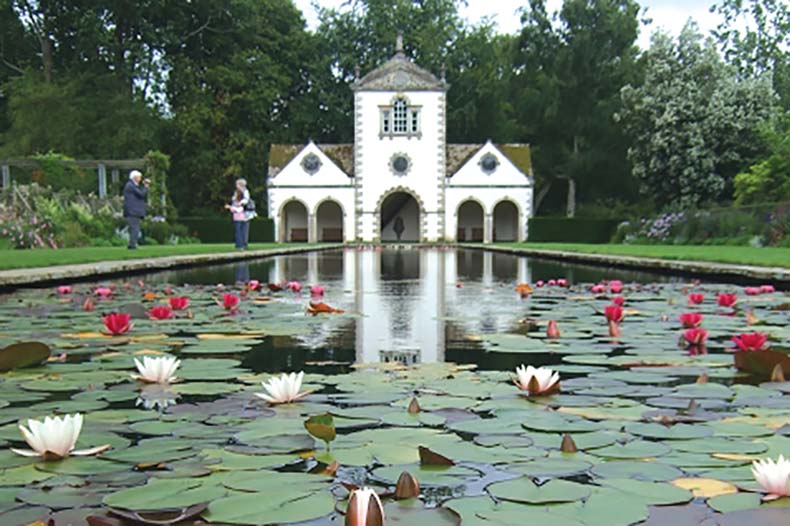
[391,154,411,176]
[480,153,499,174]
[301,153,322,175]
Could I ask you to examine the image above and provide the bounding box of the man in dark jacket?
[123,170,149,249]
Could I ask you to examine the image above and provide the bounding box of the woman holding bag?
[225,178,256,250]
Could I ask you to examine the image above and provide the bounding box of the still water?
[141,247,680,372]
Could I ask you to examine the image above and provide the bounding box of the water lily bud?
[696,373,709,384]
[546,320,560,339]
[394,471,420,499]
[407,397,421,414]
[770,364,785,383]
[560,434,578,453]
[345,487,385,526]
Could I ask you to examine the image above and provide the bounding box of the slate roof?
[352,50,447,92]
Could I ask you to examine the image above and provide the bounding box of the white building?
[267,36,534,243]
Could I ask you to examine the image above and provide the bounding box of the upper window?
[380,96,421,138]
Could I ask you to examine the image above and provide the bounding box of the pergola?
[1,159,146,198]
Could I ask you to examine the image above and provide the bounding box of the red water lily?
[609,280,623,294]
[732,332,769,352]
[220,293,240,311]
[546,320,561,339]
[148,306,174,320]
[683,327,708,345]
[612,296,625,307]
[169,297,189,310]
[102,313,133,335]
[717,293,738,308]
[268,282,283,292]
[679,312,703,328]
[604,305,624,323]
[688,293,705,305]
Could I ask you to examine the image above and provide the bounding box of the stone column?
[97,164,107,198]
[1,165,9,190]
[484,213,493,244]
[307,213,316,243]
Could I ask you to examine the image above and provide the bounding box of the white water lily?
[131,355,180,384]
[752,455,790,499]
[345,487,385,526]
[514,365,560,395]
[255,371,310,404]
[11,413,109,459]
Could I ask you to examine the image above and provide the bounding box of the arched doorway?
[493,200,519,242]
[316,200,344,242]
[380,192,420,242]
[457,200,484,242]
[282,200,308,242]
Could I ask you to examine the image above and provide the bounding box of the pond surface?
[0,247,788,526]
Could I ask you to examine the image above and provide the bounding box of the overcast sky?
[293,0,723,49]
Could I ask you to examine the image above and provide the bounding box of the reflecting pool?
[0,247,787,526]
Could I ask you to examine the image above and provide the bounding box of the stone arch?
[279,198,309,242]
[455,198,486,242]
[375,186,426,242]
[314,198,345,242]
[492,198,522,242]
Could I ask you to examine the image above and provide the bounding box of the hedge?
[179,217,275,243]
[528,217,622,244]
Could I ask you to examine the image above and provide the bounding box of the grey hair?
[129,170,143,180]
[236,178,247,187]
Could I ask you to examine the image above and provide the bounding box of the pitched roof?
[446,143,533,177]
[268,143,354,178]
[352,50,447,92]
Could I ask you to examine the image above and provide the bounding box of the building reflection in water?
[266,248,530,365]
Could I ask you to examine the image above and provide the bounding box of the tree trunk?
[40,36,52,83]
[534,180,552,215]
[566,177,576,218]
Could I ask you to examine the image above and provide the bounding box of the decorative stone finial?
[441,63,447,82]
[354,65,361,80]
[396,32,404,54]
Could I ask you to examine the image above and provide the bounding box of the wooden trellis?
[0,159,145,198]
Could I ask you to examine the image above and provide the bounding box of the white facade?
[267,37,534,243]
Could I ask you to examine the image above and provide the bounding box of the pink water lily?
[310,285,325,298]
[760,285,775,293]
[219,293,240,311]
[57,285,72,295]
[745,286,762,296]
[609,280,623,294]
[94,287,113,297]
[590,284,606,294]
[287,281,303,293]
[546,320,561,339]
[556,278,568,287]
[547,279,557,286]
[247,280,261,291]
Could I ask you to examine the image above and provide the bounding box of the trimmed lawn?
[500,243,790,269]
[0,244,300,271]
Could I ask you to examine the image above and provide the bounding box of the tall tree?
[512,0,642,216]
[713,0,790,107]
[162,0,318,211]
[618,24,777,207]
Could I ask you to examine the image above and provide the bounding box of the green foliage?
[512,0,642,215]
[734,115,790,204]
[179,217,274,243]
[28,153,93,194]
[143,150,172,219]
[528,218,622,244]
[618,23,777,207]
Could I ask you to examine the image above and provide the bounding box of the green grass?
[0,244,297,271]
[500,243,790,268]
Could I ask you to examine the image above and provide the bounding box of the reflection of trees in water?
[492,253,518,282]
[456,250,483,280]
